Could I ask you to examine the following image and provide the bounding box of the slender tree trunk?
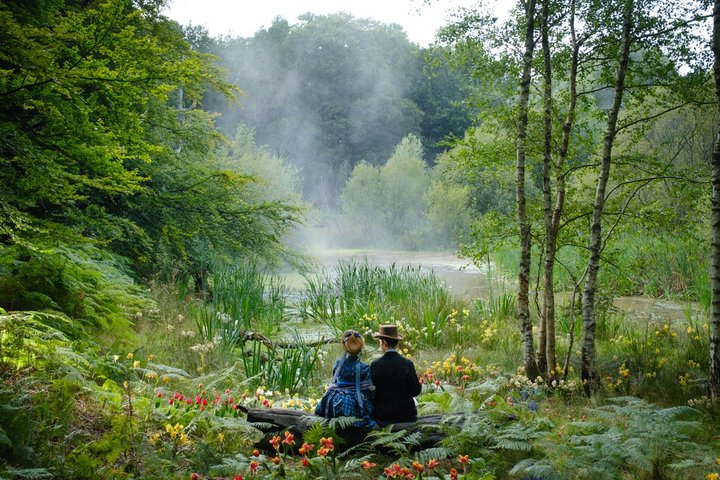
[709,0,720,402]
[538,0,553,378]
[581,0,634,395]
[517,0,540,380]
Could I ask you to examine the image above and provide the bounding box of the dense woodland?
[1,0,720,479]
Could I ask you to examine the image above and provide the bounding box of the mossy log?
[246,408,463,451]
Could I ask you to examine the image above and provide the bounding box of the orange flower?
[450,467,459,480]
[298,443,314,455]
[319,436,334,451]
[362,460,377,470]
[271,456,281,465]
[252,449,260,457]
[269,435,281,450]
[426,459,439,469]
[411,461,424,473]
[317,447,330,457]
[282,431,295,446]
[458,454,469,464]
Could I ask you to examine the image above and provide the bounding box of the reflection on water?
[283,249,505,300]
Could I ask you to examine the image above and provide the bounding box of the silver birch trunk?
[539,0,553,378]
[518,0,540,379]
[581,0,634,394]
[709,0,720,402]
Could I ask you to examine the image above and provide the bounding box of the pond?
[283,248,504,301]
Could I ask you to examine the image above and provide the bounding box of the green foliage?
[512,397,714,480]
[0,245,145,337]
[339,134,434,248]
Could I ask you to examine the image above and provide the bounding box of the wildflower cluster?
[508,368,578,395]
[380,455,470,480]
[156,385,318,420]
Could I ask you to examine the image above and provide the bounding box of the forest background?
[1,0,720,479]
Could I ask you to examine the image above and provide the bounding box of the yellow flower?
[706,473,718,480]
[126,352,134,360]
[147,354,155,361]
[716,457,720,466]
[162,376,170,383]
[133,360,141,368]
[216,433,225,443]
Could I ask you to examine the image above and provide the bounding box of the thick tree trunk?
[581,0,634,395]
[709,0,720,402]
[517,0,540,380]
[246,408,462,451]
[539,0,554,378]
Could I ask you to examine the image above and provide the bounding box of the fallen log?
[246,408,464,451]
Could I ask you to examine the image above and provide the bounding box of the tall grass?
[298,260,456,346]
[239,331,322,393]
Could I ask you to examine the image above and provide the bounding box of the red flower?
[252,449,260,457]
[233,476,243,480]
[169,398,174,405]
[228,397,234,404]
[249,461,259,473]
[262,399,270,407]
[269,435,282,450]
[190,474,200,480]
[362,460,377,470]
[450,467,459,480]
[301,456,309,467]
[282,430,295,446]
[271,456,281,465]
[384,467,397,478]
[201,398,208,407]
[186,398,192,405]
[426,459,439,469]
[156,392,163,398]
[458,454,469,464]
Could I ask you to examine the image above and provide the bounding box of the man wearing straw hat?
[370,324,422,425]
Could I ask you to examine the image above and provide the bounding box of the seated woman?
[314,329,376,428]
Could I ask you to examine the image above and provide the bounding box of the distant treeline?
[199,14,478,208]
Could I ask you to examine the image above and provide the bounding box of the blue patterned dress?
[314,355,375,427]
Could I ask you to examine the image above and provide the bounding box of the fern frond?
[2,468,53,479]
[416,447,450,462]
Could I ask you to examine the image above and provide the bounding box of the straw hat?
[373,324,403,341]
[342,329,365,355]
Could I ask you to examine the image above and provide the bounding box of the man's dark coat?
[370,351,422,424]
